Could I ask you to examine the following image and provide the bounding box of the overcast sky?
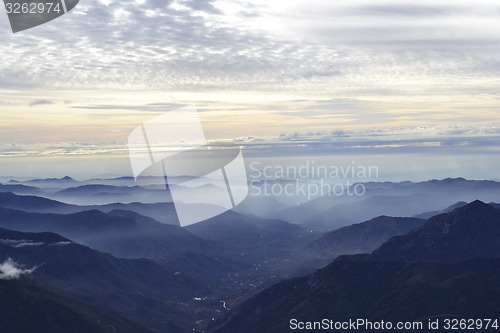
[0,0,499,179]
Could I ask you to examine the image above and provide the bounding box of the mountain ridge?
[208,200,500,333]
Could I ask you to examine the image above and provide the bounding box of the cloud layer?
[1,124,499,158]
[1,0,500,93]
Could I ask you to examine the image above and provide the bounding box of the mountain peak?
[425,177,467,185]
[444,177,467,182]
[444,200,496,219]
[464,199,490,209]
[371,200,500,263]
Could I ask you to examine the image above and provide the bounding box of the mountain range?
[277,178,500,230]
[371,200,500,263]
[2,177,500,332]
[0,227,212,332]
[209,201,500,333]
[305,216,425,258]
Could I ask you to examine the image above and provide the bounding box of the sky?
[0,0,499,180]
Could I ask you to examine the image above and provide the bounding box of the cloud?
[0,258,37,280]
[0,0,497,95]
[342,4,463,17]
[184,0,222,14]
[0,239,45,247]
[0,124,499,159]
[227,124,500,157]
[30,99,55,107]
[71,102,185,111]
[0,141,128,158]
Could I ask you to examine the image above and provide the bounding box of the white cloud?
[1,0,499,94]
[0,239,45,247]
[0,258,37,280]
[0,141,129,157]
[0,123,498,159]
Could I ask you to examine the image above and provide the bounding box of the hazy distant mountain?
[0,192,80,214]
[306,216,425,258]
[173,210,317,290]
[102,206,179,226]
[97,202,179,224]
[233,195,290,219]
[186,211,304,255]
[275,181,426,223]
[14,176,81,189]
[0,204,313,287]
[57,183,155,195]
[0,183,43,196]
[413,201,468,219]
[489,202,500,209]
[276,192,361,223]
[208,201,500,333]
[0,192,321,284]
[0,207,212,263]
[4,177,172,205]
[361,177,500,194]
[302,193,446,231]
[0,227,210,332]
[50,184,171,205]
[360,178,500,201]
[279,178,500,231]
[371,201,500,263]
[0,191,179,224]
[84,176,137,186]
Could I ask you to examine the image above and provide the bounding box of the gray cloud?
[230,124,500,157]
[341,4,466,17]
[184,0,222,14]
[71,102,185,111]
[30,99,55,107]
[6,0,498,92]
